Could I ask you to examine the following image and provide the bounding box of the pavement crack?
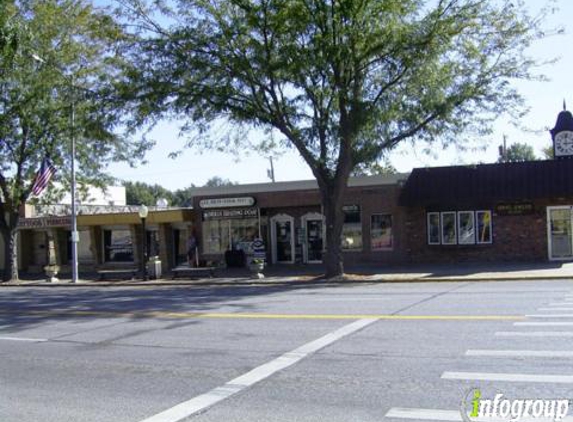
[389,282,473,315]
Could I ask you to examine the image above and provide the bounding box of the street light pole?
[138,205,149,281]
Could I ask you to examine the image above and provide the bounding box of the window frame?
[440,211,457,245]
[476,210,493,244]
[427,212,441,245]
[457,211,476,245]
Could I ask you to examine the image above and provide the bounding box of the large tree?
[498,142,538,163]
[0,0,151,282]
[121,0,546,278]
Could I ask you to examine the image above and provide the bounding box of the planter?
[44,265,60,283]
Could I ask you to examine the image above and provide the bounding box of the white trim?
[301,213,325,264]
[427,212,440,245]
[270,214,295,264]
[440,211,457,245]
[547,206,573,261]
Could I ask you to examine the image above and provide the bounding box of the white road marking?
[537,308,573,311]
[442,371,573,383]
[545,303,573,306]
[137,318,377,422]
[466,349,573,358]
[385,407,573,422]
[526,314,573,318]
[515,322,573,326]
[495,331,573,337]
[0,336,48,342]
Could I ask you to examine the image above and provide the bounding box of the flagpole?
[70,73,78,284]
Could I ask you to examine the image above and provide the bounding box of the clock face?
[555,131,573,156]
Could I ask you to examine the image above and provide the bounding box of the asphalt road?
[1,280,573,422]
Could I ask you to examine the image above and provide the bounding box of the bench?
[171,266,216,279]
[97,268,139,281]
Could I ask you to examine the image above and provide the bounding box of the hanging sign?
[199,197,256,209]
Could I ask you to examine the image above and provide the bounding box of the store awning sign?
[199,197,256,208]
[203,208,258,220]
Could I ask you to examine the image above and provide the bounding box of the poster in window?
[441,212,456,245]
[476,210,492,244]
[371,214,392,250]
[457,211,475,245]
[427,213,440,245]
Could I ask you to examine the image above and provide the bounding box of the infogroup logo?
[461,389,570,422]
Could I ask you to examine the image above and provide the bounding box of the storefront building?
[190,174,407,267]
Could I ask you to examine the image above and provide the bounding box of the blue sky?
[108,0,572,191]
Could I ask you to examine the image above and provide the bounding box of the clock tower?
[551,101,573,159]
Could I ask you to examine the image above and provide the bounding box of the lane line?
[495,331,573,337]
[545,303,573,306]
[537,308,573,311]
[442,371,573,383]
[0,336,47,342]
[137,318,377,422]
[515,322,573,326]
[0,309,525,321]
[466,349,573,358]
[526,314,573,318]
[385,407,573,422]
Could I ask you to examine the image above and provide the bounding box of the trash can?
[147,256,162,279]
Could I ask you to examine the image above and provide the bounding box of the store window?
[427,213,441,245]
[457,211,475,245]
[427,210,492,245]
[202,214,259,254]
[371,214,393,250]
[342,205,362,250]
[476,210,493,244]
[441,212,457,245]
[103,229,134,262]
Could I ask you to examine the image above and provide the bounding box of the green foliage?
[121,0,548,276]
[541,145,554,160]
[123,181,174,206]
[352,160,397,177]
[203,176,237,187]
[0,0,152,281]
[498,142,538,163]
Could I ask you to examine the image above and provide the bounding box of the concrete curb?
[2,274,573,288]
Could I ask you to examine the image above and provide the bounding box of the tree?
[0,1,151,282]
[541,145,554,160]
[498,142,538,163]
[203,176,237,187]
[124,181,173,205]
[352,160,397,177]
[121,0,546,278]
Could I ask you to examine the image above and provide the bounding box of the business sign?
[495,203,534,216]
[202,208,259,220]
[18,217,72,229]
[199,197,256,209]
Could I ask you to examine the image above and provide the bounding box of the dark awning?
[399,159,573,207]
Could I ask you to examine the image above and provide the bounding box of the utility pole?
[498,135,507,163]
[267,157,275,182]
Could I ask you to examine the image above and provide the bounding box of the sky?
[107,0,573,192]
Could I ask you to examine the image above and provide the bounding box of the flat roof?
[190,173,409,197]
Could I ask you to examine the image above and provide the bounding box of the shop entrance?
[548,206,573,260]
[270,214,295,264]
[302,213,324,263]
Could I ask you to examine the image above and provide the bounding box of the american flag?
[31,157,57,196]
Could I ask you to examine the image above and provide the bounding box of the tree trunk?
[321,183,346,279]
[1,228,19,283]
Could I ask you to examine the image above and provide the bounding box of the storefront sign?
[199,197,256,209]
[495,203,534,216]
[18,216,71,229]
[202,208,259,220]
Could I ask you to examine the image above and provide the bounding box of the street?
[1,280,573,422]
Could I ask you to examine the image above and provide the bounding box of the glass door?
[270,214,295,264]
[306,219,324,263]
[548,207,573,260]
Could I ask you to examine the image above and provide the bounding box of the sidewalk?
[4,261,573,287]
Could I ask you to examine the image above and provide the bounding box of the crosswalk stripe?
[466,350,573,358]
[526,314,573,318]
[495,331,573,337]
[385,407,573,422]
[515,322,573,326]
[442,371,573,383]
